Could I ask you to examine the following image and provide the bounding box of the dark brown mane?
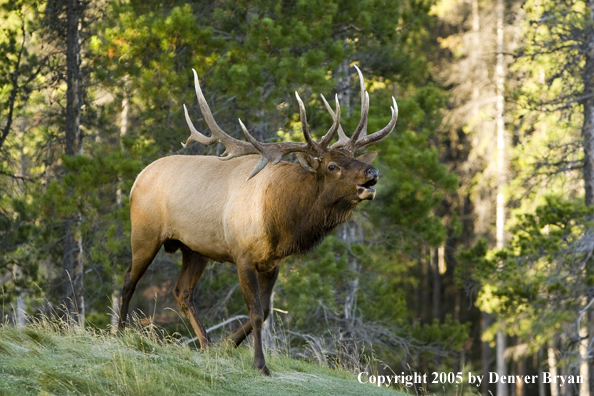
[263,162,355,257]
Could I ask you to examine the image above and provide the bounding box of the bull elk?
[118,66,398,375]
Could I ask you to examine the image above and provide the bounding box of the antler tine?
[345,90,369,151]
[354,65,368,139]
[295,92,325,157]
[323,94,350,149]
[238,118,321,180]
[327,66,370,153]
[354,96,398,152]
[182,69,259,159]
[319,94,341,149]
[182,104,213,147]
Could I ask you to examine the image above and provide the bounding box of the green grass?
[0,321,407,396]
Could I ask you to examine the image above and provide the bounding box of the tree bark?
[548,343,559,396]
[496,326,508,396]
[421,247,430,323]
[471,4,495,392]
[581,320,590,396]
[516,348,526,396]
[336,58,351,118]
[432,247,443,321]
[583,1,594,210]
[495,0,508,394]
[65,0,81,158]
[583,4,594,395]
[481,311,492,395]
[333,58,362,325]
[111,86,129,331]
[14,106,28,328]
[13,265,26,328]
[262,291,275,350]
[495,0,506,252]
[538,348,546,396]
[338,222,363,325]
[590,307,594,396]
[62,0,84,325]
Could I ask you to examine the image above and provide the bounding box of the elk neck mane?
[260,161,355,258]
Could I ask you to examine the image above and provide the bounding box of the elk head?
[182,66,398,199]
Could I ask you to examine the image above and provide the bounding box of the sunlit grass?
[0,318,406,396]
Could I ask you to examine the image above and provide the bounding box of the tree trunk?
[496,326,508,396]
[15,294,26,328]
[111,274,120,331]
[495,0,506,252]
[581,320,590,396]
[538,348,546,396]
[516,351,525,396]
[431,247,440,321]
[338,222,363,325]
[111,86,129,331]
[337,221,362,369]
[472,4,495,392]
[495,0,508,394]
[332,57,362,325]
[421,247,430,323]
[62,0,84,326]
[333,59,362,366]
[14,260,26,328]
[583,4,594,395]
[65,0,81,159]
[590,308,594,396]
[481,311,492,395]
[14,110,28,328]
[548,343,559,396]
[336,58,351,118]
[584,6,594,209]
[262,291,275,350]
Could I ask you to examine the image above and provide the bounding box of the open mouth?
[357,178,378,200]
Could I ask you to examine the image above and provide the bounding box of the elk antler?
[182,69,259,159]
[183,69,341,180]
[326,65,398,155]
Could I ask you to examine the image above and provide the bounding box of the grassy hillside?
[0,321,407,396]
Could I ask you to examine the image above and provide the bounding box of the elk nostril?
[365,167,378,179]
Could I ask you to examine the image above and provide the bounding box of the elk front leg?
[236,262,270,375]
[173,247,210,350]
[231,265,279,348]
[118,233,162,331]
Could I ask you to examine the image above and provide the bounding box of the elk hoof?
[254,362,271,376]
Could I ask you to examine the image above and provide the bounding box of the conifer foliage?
[4,0,594,393]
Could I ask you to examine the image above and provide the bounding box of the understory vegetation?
[0,318,405,396]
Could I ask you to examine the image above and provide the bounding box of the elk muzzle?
[357,166,379,200]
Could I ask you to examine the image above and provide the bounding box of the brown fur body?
[118,149,378,376]
[131,154,357,269]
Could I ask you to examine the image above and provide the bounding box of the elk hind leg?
[173,246,210,349]
[236,263,271,375]
[230,266,279,348]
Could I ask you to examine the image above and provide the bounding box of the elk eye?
[328,163,339,172]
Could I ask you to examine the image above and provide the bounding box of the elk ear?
[356,151,378,165]
[296,153,319,174]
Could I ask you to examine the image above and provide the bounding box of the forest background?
[1,0,593,395]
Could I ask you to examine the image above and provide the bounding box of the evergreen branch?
[0,170,34,182]
[0,19,27,151]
